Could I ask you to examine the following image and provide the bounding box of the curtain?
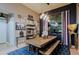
[61,10,70,45]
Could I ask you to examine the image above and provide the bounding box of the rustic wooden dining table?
[26,36,57,54]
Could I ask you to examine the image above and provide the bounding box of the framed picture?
[16,22,21,30]
[21,26,26,30]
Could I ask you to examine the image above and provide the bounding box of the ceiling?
[22,3,69,14]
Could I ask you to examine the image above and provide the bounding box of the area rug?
[8,44,70,55]
[53,44,70,55]
[8,46,37,55]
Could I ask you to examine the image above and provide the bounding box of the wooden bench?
[39,40,60,55]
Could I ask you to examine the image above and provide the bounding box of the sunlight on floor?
[0,43,28,55]
[70,48,79,55]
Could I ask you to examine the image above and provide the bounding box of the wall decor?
[28,15,33,21]
[26,15,36,39]
[16,22,26,30]
[19,30,24,37]
[21,25,26,30]
[16,22,21,30]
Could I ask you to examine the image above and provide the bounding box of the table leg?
[29,44,32,51]
[35,47,40,55]
[28,44,39,55]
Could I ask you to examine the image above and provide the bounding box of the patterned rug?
[8,44,70,55]
[53,44,70,55]
[8,46,37,55]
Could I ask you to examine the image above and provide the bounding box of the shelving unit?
[26,25,35,39]
[26,15,36,39]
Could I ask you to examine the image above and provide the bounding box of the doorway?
[0,19,7,43]
[49,12,62,42]
[49,10,70,46]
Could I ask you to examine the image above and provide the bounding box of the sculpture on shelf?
[68,24,78,49]
[19,30,24,37]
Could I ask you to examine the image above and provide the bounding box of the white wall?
[0,3,39,21]
[0,3,39,47]
[8,15,16,47]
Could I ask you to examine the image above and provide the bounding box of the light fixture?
[46,3,50,5]
[0,13,8,19]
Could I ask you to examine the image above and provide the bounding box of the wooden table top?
[26,36,57,48]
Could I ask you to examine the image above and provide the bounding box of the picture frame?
[16,22,21,30]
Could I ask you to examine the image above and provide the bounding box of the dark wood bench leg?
[29,44,33,51]
[35,47,39,54]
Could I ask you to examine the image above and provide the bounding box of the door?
[0,19,7,43]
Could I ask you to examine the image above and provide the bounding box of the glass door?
[49,12,62,41]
